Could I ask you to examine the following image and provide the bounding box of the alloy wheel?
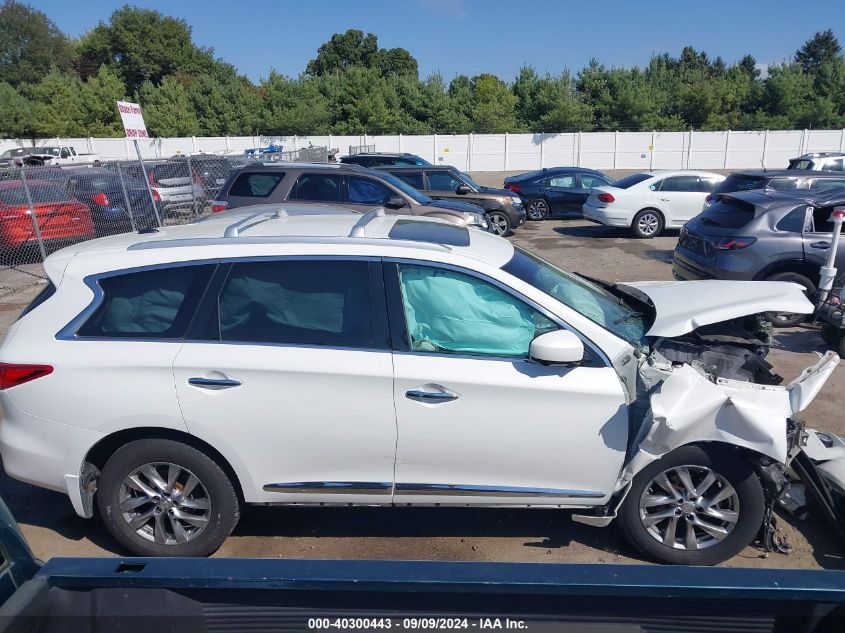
[637,212,660,236]
[488,212,510,236]
[119,462,212,545]
[527,200,549,220]
[639,465,740,551]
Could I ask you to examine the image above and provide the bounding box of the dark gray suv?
[212,163,489,230]
[673,188,845,326]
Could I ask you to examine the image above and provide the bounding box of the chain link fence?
[0,147,329,298]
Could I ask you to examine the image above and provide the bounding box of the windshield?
[459,171,482,190]
[612,173,652,189]
[502,246,647,346]
[378,171,433,204]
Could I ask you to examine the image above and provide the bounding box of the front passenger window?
[397,265,557,357]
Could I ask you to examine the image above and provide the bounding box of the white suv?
[1,205,841,564]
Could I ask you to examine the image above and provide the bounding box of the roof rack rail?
[224,207,287,238]
[349,207,386,237]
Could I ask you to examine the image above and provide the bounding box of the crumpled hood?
[424,199,485,214]
[620,279,814,338]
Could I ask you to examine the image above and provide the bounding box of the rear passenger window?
[658,176,701,192]
[288,174,343,202]
[391,171,424,189]
[768,178,799,190]
[809,178,845,190]
[227,172,283,197]
[348,176,394,205]
[216,260,373,348]
[77,265,215,338]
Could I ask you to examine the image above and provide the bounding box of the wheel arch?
[85,427,245,503]
[634,206,665,224]
[753,260,820,286]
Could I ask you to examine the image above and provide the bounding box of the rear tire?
[97,439,239,557]
[764,272,815,327]
[526,199,550,221]
[618,445,765,566]
[631,209,664,238]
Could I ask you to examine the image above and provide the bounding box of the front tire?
[618,445,765,565]
[526,199,550,221]
[764,272,815,327]
[98,439,240,557]
[486,211,512,236]
[631,209,664,238]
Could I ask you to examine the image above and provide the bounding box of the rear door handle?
[188,377,242,389]
[405,384,460,404]
[660,197,671,201]
[810,241,831,249]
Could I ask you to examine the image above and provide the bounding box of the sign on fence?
[116,101,148,139]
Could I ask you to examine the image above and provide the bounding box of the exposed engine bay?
[651,315,782,385]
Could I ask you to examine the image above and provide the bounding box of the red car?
[0,180,95,252]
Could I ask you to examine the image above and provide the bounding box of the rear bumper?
[582,203,632,228]
[671,250,756,282]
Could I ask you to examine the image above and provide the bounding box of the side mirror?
[384,195,407,209]
[456,184,471,195]
[529,330,584,366]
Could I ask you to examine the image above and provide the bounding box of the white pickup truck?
[0,145,101,167]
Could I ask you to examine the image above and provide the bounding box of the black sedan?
[504,167,612,220]
[63,167,161,236]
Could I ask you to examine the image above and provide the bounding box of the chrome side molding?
[394,483,605,498]
[263,481,392,495]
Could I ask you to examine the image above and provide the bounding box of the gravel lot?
[0,169,842,569]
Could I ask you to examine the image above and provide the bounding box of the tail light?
[713,237,757,250]
[705,194,712,203]
[192,168,203,185]
[152,190,161,203]
[505,183,521,193]
[0,363,53,390]
[597,193,615,203]
[91,192,110,206]
[147,170,156,185]
[211,200,228,213]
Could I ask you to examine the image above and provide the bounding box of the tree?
[22,69,85,137]
[259,72,331,135]
[78,65,128,135]
[375,47,418,77]
[470,74,518,133]
[137,76,199,136]
[0,81,38,138]
[306,29,379,76]
[795,29,842,74]
[77,6,213,92]
[0,0,73,87]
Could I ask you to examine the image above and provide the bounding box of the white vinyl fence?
[3,129,845,172]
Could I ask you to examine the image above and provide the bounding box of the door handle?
[659,197,670,201]
[810,241,831,249]
[405,384,460,403]
[188,377,242,389]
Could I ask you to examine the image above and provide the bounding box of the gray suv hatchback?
[673,188,845,326]
[212,163,489,230]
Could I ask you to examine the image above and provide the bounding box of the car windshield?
[459,171,482,189]
[612,173,652,189]
[377,171,433,203]
[502,246,647,346]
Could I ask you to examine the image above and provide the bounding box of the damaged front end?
[575,279,844,549]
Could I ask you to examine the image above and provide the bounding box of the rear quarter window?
[75,265,215,338]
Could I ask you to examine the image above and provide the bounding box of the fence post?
[433,134,437,164]
[540,134,545,168]
[577,131,583,167]
[468,133,473,172]
[225,135,230,152]
[187,154,201,218]
[762,130,769,169]
[399,133,403,153]
[723,130,731,169]
[800,129,807,155]
[687,129,693,169]
[504,133,509,171]
[649,131,656,170]
[613,131,618,170]
[191,136,197,153]
[19,166,47,262]
[116,163,137,231]
[840,129,844,152]
[133,140,162,227]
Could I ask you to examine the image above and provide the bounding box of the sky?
[29,0,845,83]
